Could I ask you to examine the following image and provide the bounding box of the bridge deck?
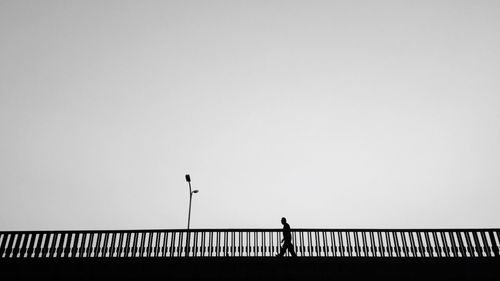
[1,257,500,280]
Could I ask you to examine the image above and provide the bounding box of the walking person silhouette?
[276,217,297,257]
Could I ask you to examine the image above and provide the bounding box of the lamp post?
[185,174,199,230]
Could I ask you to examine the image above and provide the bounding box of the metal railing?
[0,229,498,258]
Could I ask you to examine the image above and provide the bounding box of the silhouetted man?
[276,217,297,257]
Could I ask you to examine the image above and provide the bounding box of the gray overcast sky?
[1,1,499,231]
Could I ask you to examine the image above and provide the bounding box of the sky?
[1,0,499,231]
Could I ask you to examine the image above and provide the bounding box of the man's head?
[281,217,287,225]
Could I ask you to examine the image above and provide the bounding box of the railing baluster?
[108,233,115,257]
[146,232,152,257]
[231,232,235,256]
[250,231,254,257]
[238,231,242,257]
[306,231,312,257]
[472,231,483,257]
[347,232,354,257]
[55,233,64,258]
[376,232,382,257]
[96,233,104,258]
[86,233,94,257]
[432,232,441,257]
[18,233,26,258]
[488,231,499,257]
[353,232,358,257]
[417,232,424,257]
[449,232,458,257]
[401,231,412,257]
[369,232,376,257]
[11,233,20,258]
[193,231,199,257]
[320,231,325,256]
[456,232,466,257]
[402,231,418,257]
[152,232,157,257]
[245,232,249,257]
[215,232,220,257]
[5,234,12,258]
[278,230,282,256]
[258,231,267,257]
[208,231,214,257]
[170,232,176,257]
[322,232,328,257]
[165,232,170,257]
[314,231,320,256]
[64,232,73,258]
[416,232,425,257]
[160,232,168,257]
[222,232,227,257]
[71,233,79,257]
[436,232,445,257]
[178,231,184,257]
[480,232,491,257]
[9,233,18,258]
[46,232,56,258]
[315,231,320,257]
[124,233,131,257]
[464,231,476,257]
[384,232,391,257]
[79,233,85,258]
[13,233,23,258]
[278,231,282,256]
[5,233,14,258]
[262,231,266,257]
[497,231,500,256]
[131,232,138,257]
[48,233,57,258]
[423,232,432,257]
[377,232,384,257]
[117,233,124,257]
[101,233,108,257]
[20,233,30,258]
[443,232,451,257]
[338,231,345,257]
[330,232,337,257]
[139,232,145,257]
[392,232,400,257]
[401,232,409,257]
[34,233,44,258]
[361,232,368,257]
[153,232,160,257]
[199,231,205,257]
[0,233,5,258]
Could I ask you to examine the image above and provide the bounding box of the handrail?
[2,228,500,233]
[1,229,498,258]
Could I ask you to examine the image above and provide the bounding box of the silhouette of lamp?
[185,174,199,230]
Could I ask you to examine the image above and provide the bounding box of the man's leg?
[287,243,297,257]
[276,244,286,257]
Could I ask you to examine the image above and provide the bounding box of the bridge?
[1,228,499,280]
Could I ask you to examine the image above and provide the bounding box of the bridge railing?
[0,229,498,258]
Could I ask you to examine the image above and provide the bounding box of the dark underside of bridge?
[1,258,499,281]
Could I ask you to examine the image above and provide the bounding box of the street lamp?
[185,174,199,230]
